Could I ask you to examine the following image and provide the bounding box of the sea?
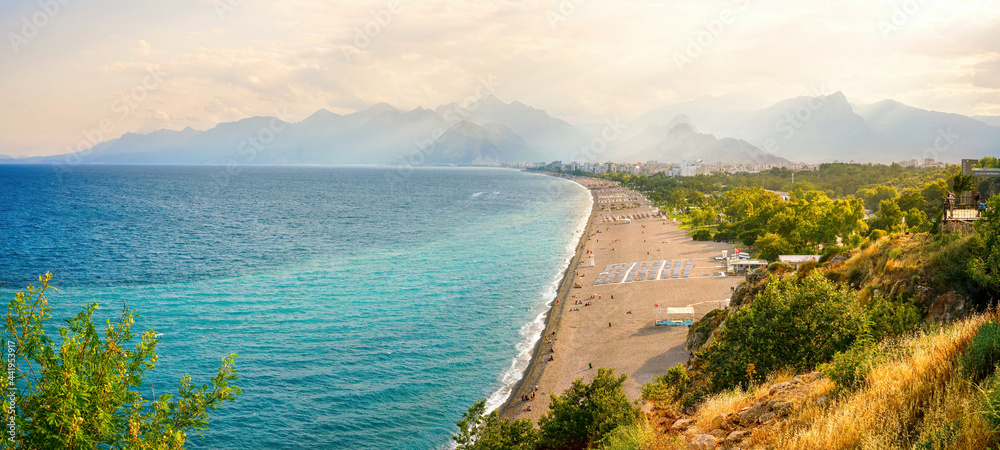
[0,165,592,449]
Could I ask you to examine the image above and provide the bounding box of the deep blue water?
[0,165,591,449]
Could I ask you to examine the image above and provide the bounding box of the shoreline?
[499,177,742,424]
[497,176,602,418]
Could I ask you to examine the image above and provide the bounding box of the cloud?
[134,40,151,56]
[1,0,1000,156]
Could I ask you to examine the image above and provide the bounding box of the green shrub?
[866,295,921,342]
[823,321,915,393]
[597,423,652,450]
[796,260,820,277]
[819,245,846,263]
[640,365,689,404]
[869,229,888,241]
[453,400,538,450]
[692,229,712,241]
[698,273,868,391]
[981,372,1000,433]
[538,368,641,450]
[766,261,794,273]
[960,320,1000,382]
[822,335,876,391]
[1,274,241,449]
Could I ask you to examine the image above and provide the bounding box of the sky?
[1,0,999,157]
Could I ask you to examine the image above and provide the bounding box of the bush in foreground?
[1,274,240,449]
[454,368,640,450]
[698,273,869,391]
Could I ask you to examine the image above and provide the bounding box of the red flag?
[654,304,658,307]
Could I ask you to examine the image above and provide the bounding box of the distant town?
[507,157,948,177]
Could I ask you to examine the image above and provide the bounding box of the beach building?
[727,259,768,276]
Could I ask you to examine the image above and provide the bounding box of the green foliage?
[0,274,240,449]
[821,298,917,392]
[537,368,640,450]
[865,295,921,342]
[967,197,1000,295]
[978,156,1000,169]
[904,207,930,233]
[755,232,794,261]
[698,273,868,391]
[898,191,927,213]
[959,320,1000,383]
[871,198,904,232]
[766,261,795,273]
[689,206,717,228]
[691,229,712,241]
[822,333,877,391]
[859,185,900,211]
[453,400,537,450]
[922,179,949,216]
[819,245,847,264]
[980,372,1000,434]
[951,172,976,196]
[595,423,651,450]
[640,365,689,406]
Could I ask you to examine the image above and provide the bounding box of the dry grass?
[689,370,795,433]
[771,312,995,449]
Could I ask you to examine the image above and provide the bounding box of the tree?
[978,156,1000,169]
[951,172,976,197]
[453,400,537,450]
[968,197,1000,295]
[922,179,949,215]
[1,274,240,449]
[858,185,900,211]
[897,191,926,213]
[903,208,929,233]
[697,273,868,391]
[755,233,795,261]
[537,368,640,450]
[871,199,904,233]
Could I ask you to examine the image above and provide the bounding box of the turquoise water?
[0,165,591,449]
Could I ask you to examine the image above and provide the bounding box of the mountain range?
[4,93,999,166]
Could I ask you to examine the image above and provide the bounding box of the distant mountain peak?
[366,102,398,114]
[670,122,697,135]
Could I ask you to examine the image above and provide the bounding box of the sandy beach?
[499,177,741,423]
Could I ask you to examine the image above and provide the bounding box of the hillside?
[662,231,998,449]
[652,311,996,449]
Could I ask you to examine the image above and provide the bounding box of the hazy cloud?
[1,0,999,156]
